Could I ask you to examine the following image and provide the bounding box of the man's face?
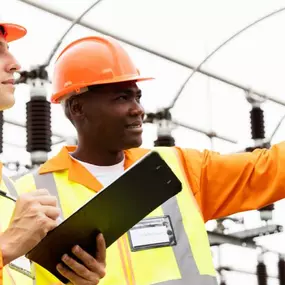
[76,81,145,151]
[0,34,21,110]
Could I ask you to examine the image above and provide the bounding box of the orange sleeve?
[0,249,3,285]
[179,142,285,222]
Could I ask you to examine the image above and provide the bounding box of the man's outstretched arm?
[180,142,285,221]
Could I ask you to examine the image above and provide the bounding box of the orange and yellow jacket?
[15,143,285,285]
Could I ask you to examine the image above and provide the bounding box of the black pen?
[0,189,17,202]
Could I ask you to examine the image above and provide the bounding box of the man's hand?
[56,233,106,285]
[0,189,60,265]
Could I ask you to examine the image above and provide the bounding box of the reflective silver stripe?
[2,174,18,198]
[153,196,218,285]
[32,172,64,220]
[32,172,63,285]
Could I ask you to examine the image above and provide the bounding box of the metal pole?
[18,0,285,108]
[43,0,104,67]
[172,119,238,144]
[218,266,276,279]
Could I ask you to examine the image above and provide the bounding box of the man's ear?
[68,97,84,119]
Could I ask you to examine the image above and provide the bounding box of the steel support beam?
[18,0,285,108]
[172,119,237,144]
[208,224,283,248]
[207,231,257,249]
[231,224,283,239]
[217,266,277,279]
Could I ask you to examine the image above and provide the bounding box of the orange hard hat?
[0,22,27,42]
[51,36,153,103]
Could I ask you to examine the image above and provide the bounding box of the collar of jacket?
[39,146,149,192]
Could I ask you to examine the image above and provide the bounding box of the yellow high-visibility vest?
[0,174,33,285]
[16,147,217,285]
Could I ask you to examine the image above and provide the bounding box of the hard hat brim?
[51,76,154,104]
[0,23,27,42]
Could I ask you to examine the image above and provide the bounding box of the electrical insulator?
[248,102,274,221]
[250,106,265,140]
[154,115,175,147]
[278,257,285,285]
[24,68,51,166]
[258,204,274,221]
[145,109,175,147]
[154,135,175,147]
[257,258,267,285]
[26,96,51,165]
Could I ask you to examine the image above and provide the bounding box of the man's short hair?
[0,26,5,37]
[61,96,73,124]
[60,84,104,124]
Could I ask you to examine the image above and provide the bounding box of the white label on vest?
[130,226,169,247]
[9,256,33,278]
[128,216,176,251]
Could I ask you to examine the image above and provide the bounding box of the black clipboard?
[26,150,182,283]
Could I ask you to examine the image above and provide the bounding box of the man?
[16,35,285,285]
[0,25,106,285]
